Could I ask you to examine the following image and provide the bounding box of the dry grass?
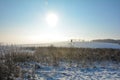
[0,46,120,79]
[34,47,120,66]
[0,46,34,80]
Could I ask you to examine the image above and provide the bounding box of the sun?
[46,12,58,27]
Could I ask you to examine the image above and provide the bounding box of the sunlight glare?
[46,12,58,27]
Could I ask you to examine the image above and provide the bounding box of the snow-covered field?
[1,41,120,49]
[20,41,120,49]
[49,42,120,49]
[0,43,120,80]
[19,61,120,80]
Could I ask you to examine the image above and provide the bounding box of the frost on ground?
[0,45,120,80]
[19,62,120,80]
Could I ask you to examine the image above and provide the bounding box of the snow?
[0,43,120,80]
[19,61,120,80]
[73,42,120,49]
[1,41,120,49]
[52,42,120,49]
[19,41,120,49]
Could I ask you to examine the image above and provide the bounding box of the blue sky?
[0,0,120,44]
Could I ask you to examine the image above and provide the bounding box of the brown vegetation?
[0,46,120,80]
[34,47,120,66]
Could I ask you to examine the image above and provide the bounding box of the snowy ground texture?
[19,62,120,80]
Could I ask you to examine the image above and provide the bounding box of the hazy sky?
[0,0,120,44]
